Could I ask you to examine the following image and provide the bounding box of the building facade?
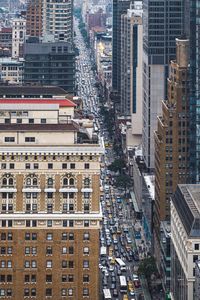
[24,41,75,94]
[26,0,43,37]
[154,38,190,273]
[120,1,143,139]
[0,98,103,300]
[42,0,73,42]
[142,0,184,170]
[112,0,130,106]
[171,184,200,300]
[195,260,200,300]
[0,58,24,84]
[12,18,26,58]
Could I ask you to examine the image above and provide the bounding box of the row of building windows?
[0,288,90,297]
[0,232,90,241]
[0,220,91,228]
[1,162,91,170]
[1,154,94,161]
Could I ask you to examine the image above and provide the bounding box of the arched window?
[84,178,90,187]
[32,178,37,186]
[26,178,31,186]
[8,178,13,186]
[2,177,7,186]
[48,178,53,186]
[63,178,68,186]
[69,178,74,186]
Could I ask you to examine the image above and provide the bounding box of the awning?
[22,188,41,193]
[0,188,17,193]
[81,188,93,193]
[59,188,78,193]
[44,188,56,193]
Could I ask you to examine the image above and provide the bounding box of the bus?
[115,258,126,271]
[100,246,107,257]
[119,276,127,293]
[103,289,112,299]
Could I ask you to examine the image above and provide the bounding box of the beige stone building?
[0,98,103,300]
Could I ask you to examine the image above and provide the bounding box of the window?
[47,178,53,186]
[0,275,5,282]
[0,247,6,254]
[47,192,53,199]
[68,274,74,282]
[31,288,36,296]
[25,247,30,255]
[61,289,67,296]
[83,274,89,282]
[47,220,52,227]
[83,247,89,255]
[63,220,67,227]
[46,246,52,255]
[62,247,67,254]
[25,163,31,169]
[62,233,67,240]
[62,163,67,169]
[25,233,30,240]
[62,275,67,282]
[84,163,90,169]
[83,288,89,296]
[10,163,14,169]
[69,233,74,240]
[25,137,35,142]
[41,119,46,124]
[17,118,22,124]
[84,178,90,187]
[84,220,89,227]
[62,261,67,268]
[33,163,38,169]
[83,233,90,241]
[47,204,53,213]
[46,233,53,241]
[69,178,74,186]
[193,255,198,263]
[1,163,6,169]
[31,260,37,268]
[69,261,74,268]
[4,137,15,142]
[7,275,12,282]
[29,119,34,124]
[63,178,68,186]
[46,275,52,283]
[68,288,73,296]
[69,220,74,227]
[24,275,29,282]
[46,260,52,268]
[1,233,6,241]
[83,260,89,268]
[195,244,199,250]
[48,163,53,169]
[25,261,30,268]
[24,288,29,296]
[7,233,12,241]
[70,163,75,169]
[32,247,37,255]
[7,247,12,255]
[69,246,74,254]
[32,233,37,240]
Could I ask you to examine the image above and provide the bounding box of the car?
[111,276,116,283]
[123,295,128,300]
[117,269,122,276]
[113,289,118,297]
[111,283,116,289]
[130,290,136,296]
[109,265,115,272]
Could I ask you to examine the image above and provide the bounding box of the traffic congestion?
[74,17,144,300]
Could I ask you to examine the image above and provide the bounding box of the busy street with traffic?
[74,17,148,300]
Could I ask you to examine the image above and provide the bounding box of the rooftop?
[0,98,76,107]
[0,123,79,132]
[173,184,200,237]
[0,85,68,96]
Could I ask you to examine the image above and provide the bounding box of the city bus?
[119,276,127,293]
[103,288,112,299]
[115,258,126,271]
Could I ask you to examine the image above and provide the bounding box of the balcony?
[0,186,17,192]
[59,186,78,193]
[81,188,93,193]
[44,188,56,193]
[22,187,41,193]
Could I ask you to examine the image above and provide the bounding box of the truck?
[100,246,107,257]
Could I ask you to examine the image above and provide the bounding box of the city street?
[74,17,150,300]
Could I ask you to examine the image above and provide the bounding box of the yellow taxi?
[128,280,135,291]
[110,257,115,265]
[123,295,128,300]
[109,247,113,257]
[117,228,122,234]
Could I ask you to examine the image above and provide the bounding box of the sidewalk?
[140,275,152,300]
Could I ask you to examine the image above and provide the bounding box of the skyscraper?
[142,0,184,170]
[112,0,130,107]
[26,0,74,42]
[154,37,190,260]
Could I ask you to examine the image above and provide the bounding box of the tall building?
[12,18,26,58]
[171,184,200,300]
[26,0,73,42]
[26,0,43,37]
[120,1,143,137]
[142,0,184,170]
[183,0,200,183]
[112,0,130,107]
[42,0,74,42]
[0,98,103,300]
[154,38,190,276]
[24,41,75,93]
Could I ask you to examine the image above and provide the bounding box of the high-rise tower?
[142,0,184,170]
